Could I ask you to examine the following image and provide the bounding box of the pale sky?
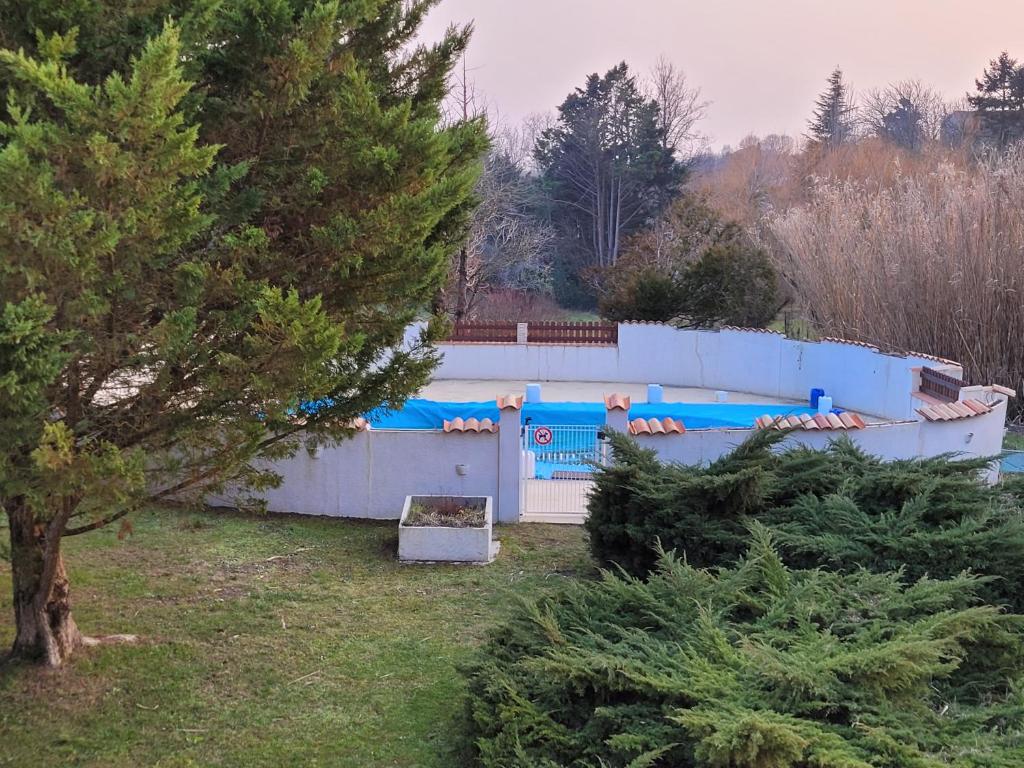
[419,0,1024,149]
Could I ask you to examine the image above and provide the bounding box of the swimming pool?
[367,398,817,431]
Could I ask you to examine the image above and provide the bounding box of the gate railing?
[522,424,606,477]
[520,424,605,520]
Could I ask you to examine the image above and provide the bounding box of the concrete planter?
[398,495,499,564]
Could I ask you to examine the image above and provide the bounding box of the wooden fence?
[527,321,617,344]
[449,321,519,343]
[448,321,618,345]
[920,366,963,402]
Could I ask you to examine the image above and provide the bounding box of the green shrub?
[597,241,781,327]
[586,432,1024,611]
[678,241,780,328]
[599,268,687,322]
[463,530,1024,767]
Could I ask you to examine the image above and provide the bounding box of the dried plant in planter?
[405,497,486,528]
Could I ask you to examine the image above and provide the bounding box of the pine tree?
[0,2,486,667]
[536,63,682,291]
[969,51,1024,111]
[807,67,857,149]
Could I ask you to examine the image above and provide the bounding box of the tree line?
[451,49,1024,344]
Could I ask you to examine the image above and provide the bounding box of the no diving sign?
[533,426,553,446]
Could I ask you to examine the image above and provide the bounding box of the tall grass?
[770,148,1024,413]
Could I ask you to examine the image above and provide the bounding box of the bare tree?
[441,58,556,319]
[442,52,488,125]
[457,152,556,317]
[496,112,554,173]
[646,56,709,160]
[862,80,950,148]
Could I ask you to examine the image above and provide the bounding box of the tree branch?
[64,508,130,537]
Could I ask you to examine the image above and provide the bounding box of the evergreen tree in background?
[536,63,682,305]
[807,67,857,149]
[969,51,1024,111]
[880,95,925,150]
[0,1,485,667]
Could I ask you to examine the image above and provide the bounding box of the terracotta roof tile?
[721,325,783,335]
[821,336,880,351]
[908,350,962,366]
[917,399,992,422]
[961,399,990,415]
[604,393,631,411]
[496,394,524,411]
[755,412,865,431]
[992,384,1017,398]
[443,417,498,433]
[628,417,686,435]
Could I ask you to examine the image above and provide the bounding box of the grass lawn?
[0,507,592,767]
[1005,430,1024,451]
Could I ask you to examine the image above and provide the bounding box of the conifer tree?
[0,1,485,667]
[536,62,682,306]
[969,51,1024,111]
[807,67,857,149]
[464,531,1024,767]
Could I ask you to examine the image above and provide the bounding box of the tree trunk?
[454,246,469,322]
[7,502,82,667]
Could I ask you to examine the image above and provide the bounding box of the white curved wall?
[636,399,1007,483]
[215,325,1009,521]
[429,323,961,420]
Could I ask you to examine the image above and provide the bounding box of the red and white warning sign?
[533,426,553,446]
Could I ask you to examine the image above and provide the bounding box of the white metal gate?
[520,424,606,523]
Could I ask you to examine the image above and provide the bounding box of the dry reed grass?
[769,147,1024,416]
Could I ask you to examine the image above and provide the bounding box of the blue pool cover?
[367,399,817,431]
[1003,452,1024,474]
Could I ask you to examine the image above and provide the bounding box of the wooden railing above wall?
[920,366,963,403]
[527,321,617,345]
[447,321,618,345]
[449,321,519,343]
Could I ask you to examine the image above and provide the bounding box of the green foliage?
[678,242,780,327]
[586,433,1024,611]
[536,62,682,301]
[808,67,857,149]
[598,267,685,322]
[0,2,486,534]
[585,430,781,574]
[598,195,780,327]
[969,51,1024,112]
[463,532,1024,767]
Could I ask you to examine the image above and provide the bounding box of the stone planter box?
[398,495,499,564]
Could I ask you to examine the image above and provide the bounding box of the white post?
[516,322,528,344]
[496,395,524,523]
